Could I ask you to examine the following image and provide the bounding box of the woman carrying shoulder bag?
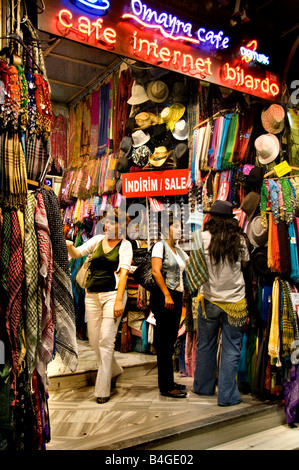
[151,213,189,398]
[66,208,132,404]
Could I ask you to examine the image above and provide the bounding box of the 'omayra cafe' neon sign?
[56,0,280,98]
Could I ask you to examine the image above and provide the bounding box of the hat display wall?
[131,145,152,167]
[240,191,260,220]
[247,215,268,247]
[135,112,158,129]
[132,129,150,147]
[261,104,285,134]
[255,133,280,165]
[204,200,234,218]
[172,119,189,140]
[150,123,172,147]
[159,103,185,131]
[146,80,169,103]
[127,82,149,105]
[149,146,172,167]
[173,143,189,169]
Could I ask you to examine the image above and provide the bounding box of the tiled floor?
[45,340,291,451]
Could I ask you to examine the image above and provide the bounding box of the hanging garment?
[90,90,100,158]
[97,82,110,157]
[41,189,78,374]
[113,68,134,153]
[35,192,54,388]
[26,133,50,183]
[288,223,299,283]
[2,132,28,210]
[186,229,209,294]
[268,277,281,366]
[24,192,42,380]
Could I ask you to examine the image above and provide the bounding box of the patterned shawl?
[2,132,28,210]
[186,229,209,294]
[24,191,42,379]
[6,211,25,404]
[35,191,54,387]
[41,189,78,373]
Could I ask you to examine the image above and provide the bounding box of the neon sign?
[222,63,279,97]
[72,0,110,13]
[58,9,116,42]
[240,40,270,65]
[123,0,230,49]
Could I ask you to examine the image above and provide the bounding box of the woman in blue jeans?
[193,200,250,406]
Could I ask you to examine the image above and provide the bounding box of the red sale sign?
[122,169,189,198]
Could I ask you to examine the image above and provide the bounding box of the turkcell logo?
[0,341,4,365]
[72,0,110,13]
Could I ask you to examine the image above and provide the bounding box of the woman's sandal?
[96,396,110,404]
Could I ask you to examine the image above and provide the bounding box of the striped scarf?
[41,189,78,373]
[186,229,209,294]
[2,132,28,210]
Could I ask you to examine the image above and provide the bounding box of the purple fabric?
[284,363,299,424]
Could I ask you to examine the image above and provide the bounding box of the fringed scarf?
[2,132,28,210]
[41,189,78,373]
[26,133,51,183]
[268,277,281,366]
[90,90,100,158]
[6,211,25,404]
[186,229,209,294]
[210,297,248,327]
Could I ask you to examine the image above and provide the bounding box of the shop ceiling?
[30,0,299,107]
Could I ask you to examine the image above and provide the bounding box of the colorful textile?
[26,134,50,183]
[268,277,281,366]
[186,229,209,294]
[2,132,28,210]
[113,69,133,153]
[97,83,110,156]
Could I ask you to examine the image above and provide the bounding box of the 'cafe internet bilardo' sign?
[38,0,281,101]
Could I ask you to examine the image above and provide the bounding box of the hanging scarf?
[35,192,54,388]
[24,192,42,379]
[186,229,209,294]
[260,180,269,229]
[90,90,100,158]
[41,189,78,373]
[6,211,25,404]
[26,133,50,183]
[3,131,28,210]
[288,223,299,283]
[268,277,281,366]
[267,211,281,273]
[97,82,110,156]
[280,280,296,359]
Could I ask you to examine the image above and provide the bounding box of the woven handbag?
[76,255,92,289]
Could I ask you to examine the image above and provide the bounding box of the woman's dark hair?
[160,212,182,238]
[204,215,246,265]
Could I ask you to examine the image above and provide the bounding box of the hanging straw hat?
[146,80,169,103]
[128,82,149,105]
[135,112,159,129]
[255,133,280,165]
[261,104,285,134]
[149,146,172,167]
[159,103,185,131]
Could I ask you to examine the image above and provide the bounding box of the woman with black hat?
[192,200,250,406]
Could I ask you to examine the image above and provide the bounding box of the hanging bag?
[133,242,165,293]
[75,254,93,289]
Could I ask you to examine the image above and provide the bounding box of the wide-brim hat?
[150,123,172,147]
[261,104,285,134]
[131,145,152,167]
[128,82,149,105]
[255,133,280,165]
[149,146,172,167]
[247,215,268,247]
[135,112,159,129]
[252,247,271,277]
[204,200,234,218]
[247,166,265,191]
[130,62,149,84]
[240,191,260,220]
[147,80,169,103]
[171,81,187,103]
[173,143,189,169]
[132,129,151,147]
[159,103,185,131]
[172,119,189,140]
[119,136,132,157]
